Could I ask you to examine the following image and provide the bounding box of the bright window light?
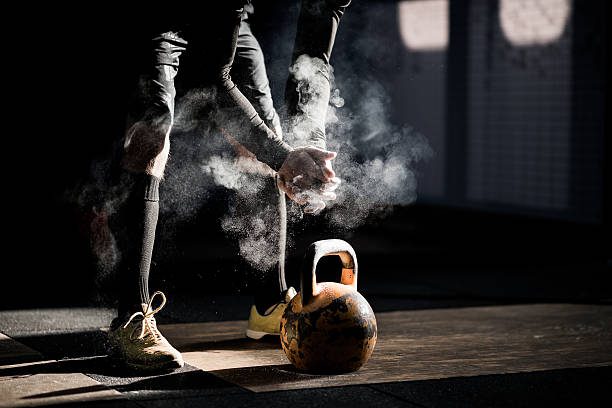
[398,0,449,51]
[500,0,571,46]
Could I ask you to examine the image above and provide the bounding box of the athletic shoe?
[108,291,184,372]
[246,287,297,339]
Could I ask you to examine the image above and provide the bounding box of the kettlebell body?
[280,239,377,373]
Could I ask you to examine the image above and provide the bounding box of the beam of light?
[500,0,571,46]
[398,0,449,51]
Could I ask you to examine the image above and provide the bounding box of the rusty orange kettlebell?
[280,239,377,373]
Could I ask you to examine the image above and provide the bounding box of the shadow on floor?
[1,356,144,378]
[178,335,280,352]
[8,330,109,361]
[1,357,246,398]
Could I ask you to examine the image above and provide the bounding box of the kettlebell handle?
[300,239,358,307]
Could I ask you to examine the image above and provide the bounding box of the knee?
[121,117,171,176]
[151,32,186,68]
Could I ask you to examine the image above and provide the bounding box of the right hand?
[277,146,341,214]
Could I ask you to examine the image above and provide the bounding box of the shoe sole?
[107,343,184,372]
[109,355,184,373]
[246,329,279,340]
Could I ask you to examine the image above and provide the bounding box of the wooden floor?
[160,303,612,392]
[0,334,123,408]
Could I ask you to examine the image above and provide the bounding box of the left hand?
[277,146,341,213]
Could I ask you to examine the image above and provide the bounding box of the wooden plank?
[0,370,127,408]
[158,321,290,371]
[0,333,43,366]
[0,336,129,408]
[159,304,612,392]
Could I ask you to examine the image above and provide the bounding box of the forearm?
[285,0,352,150]
[220,81,292,170]
[287,56,331,150]
[211,4,292,170]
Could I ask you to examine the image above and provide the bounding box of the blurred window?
[398,0,449,51]
[500,0,571,46]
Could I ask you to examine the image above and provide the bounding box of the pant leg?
[122,32,187,175]
[230,169,287,305]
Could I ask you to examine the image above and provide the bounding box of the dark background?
[4,0,610,312]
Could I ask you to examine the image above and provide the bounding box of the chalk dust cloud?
[70,52,432,279]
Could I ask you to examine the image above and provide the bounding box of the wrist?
[270,142,294,171]
[308,129,326,150]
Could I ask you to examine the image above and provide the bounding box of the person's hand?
[292,175,341,213]
[277,146,341,214]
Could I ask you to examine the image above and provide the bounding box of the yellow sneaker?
[246,287,297,339]
[108,291,184,372]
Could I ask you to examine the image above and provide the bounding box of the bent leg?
[122,33,186,178]
[227,13,289,310]
[229,167,288,313]
[114,32,186,318]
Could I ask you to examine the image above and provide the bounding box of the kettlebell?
[280,239,377,373]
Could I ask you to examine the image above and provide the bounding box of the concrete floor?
[1,277,611,408]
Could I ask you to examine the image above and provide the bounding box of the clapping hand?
[277,146,341,214]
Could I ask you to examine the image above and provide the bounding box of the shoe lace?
[123,291,166,341]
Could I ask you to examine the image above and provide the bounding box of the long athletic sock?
[116,173,160,318]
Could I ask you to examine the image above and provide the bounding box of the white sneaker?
[108,291,184,372]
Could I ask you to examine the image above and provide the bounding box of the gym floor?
[1,207,611,407]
